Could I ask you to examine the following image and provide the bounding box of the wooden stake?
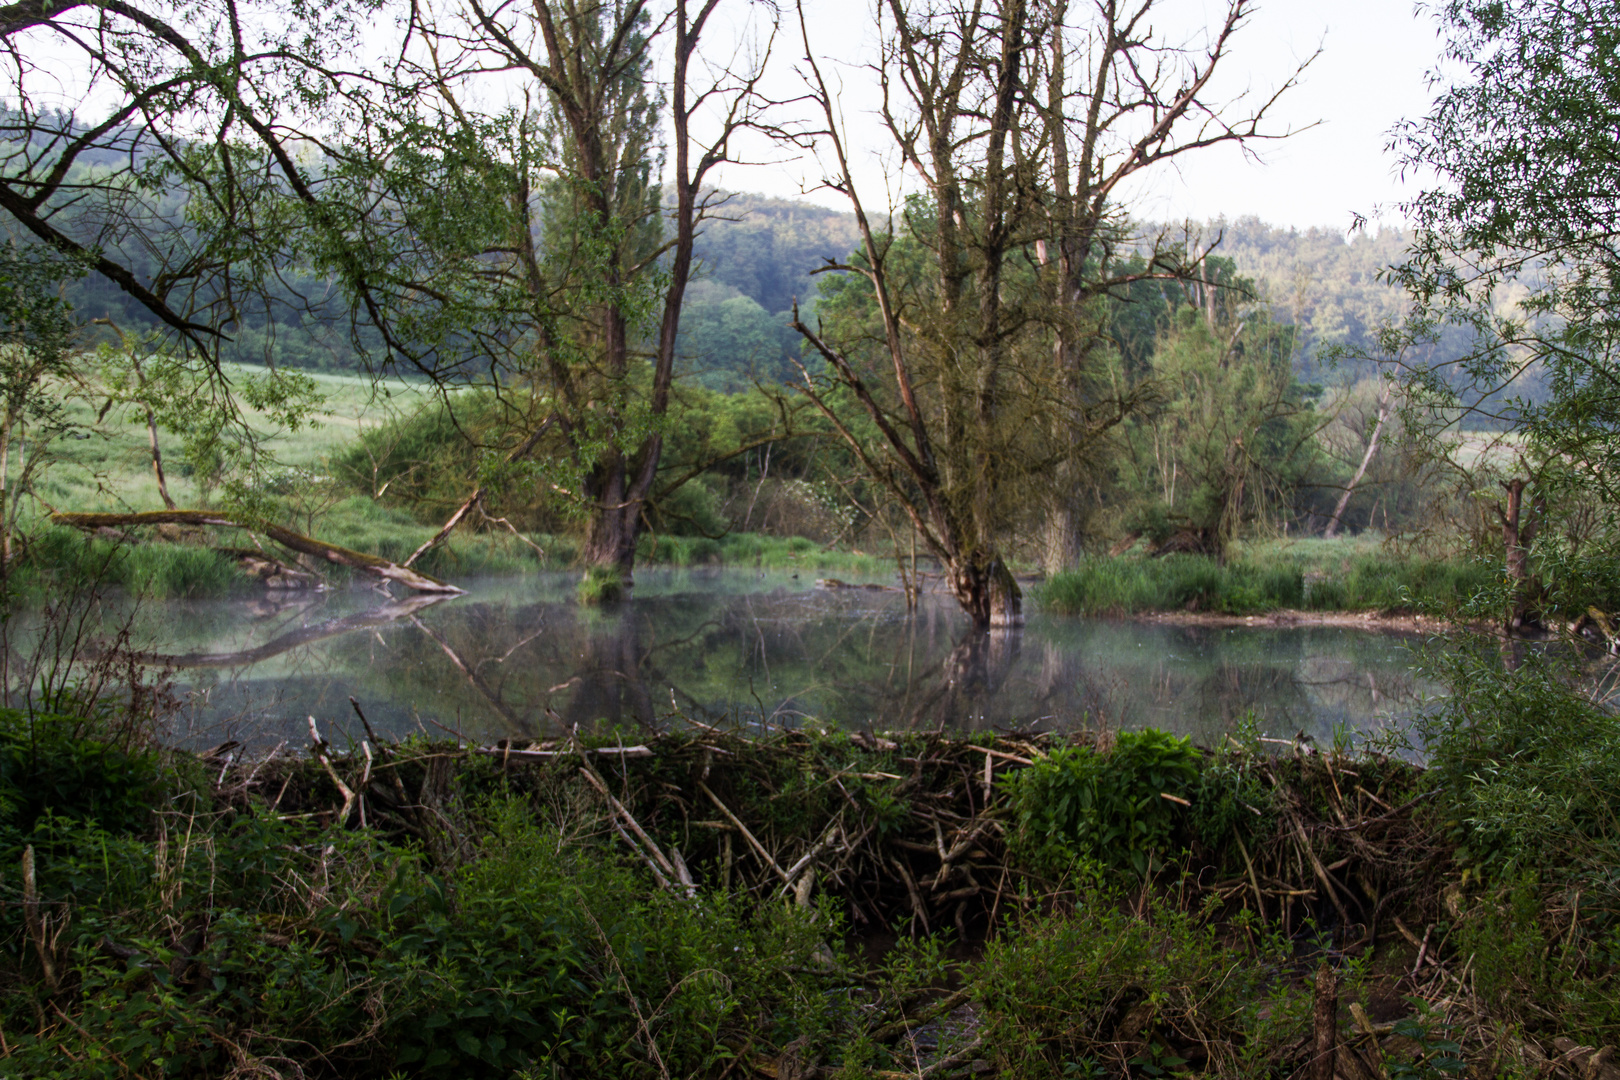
[1312,963,1337,1080]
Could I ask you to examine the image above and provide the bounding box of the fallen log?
[51,510,464,594]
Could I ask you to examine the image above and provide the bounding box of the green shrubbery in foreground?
[8,644,1620,1077]
[1040,550,1495,616]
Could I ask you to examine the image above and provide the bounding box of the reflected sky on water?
[87,568,1436,747]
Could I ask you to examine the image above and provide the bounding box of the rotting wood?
[51,510,463,593]
[472,745,652,760]
[580,764,680,884]
[1311,963,1337,1080]
[21,845,57,992]
[700,780,790,884]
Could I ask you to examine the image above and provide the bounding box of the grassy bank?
[5,515,892,601]
[1040,539,1494,616]
[7,656,1620,1078]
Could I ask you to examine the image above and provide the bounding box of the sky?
[26,0,1443,235]
[710,0,1444,234]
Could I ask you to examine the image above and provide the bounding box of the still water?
[104,569,1434,747]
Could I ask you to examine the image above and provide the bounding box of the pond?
[57,568,1438,749]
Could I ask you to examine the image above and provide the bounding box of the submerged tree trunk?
[946,554,1023,629]
[582,454,643,586]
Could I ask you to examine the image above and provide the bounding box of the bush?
[12,526,243,600]
[578,564,626,604]
[0,708,164,853]
[2,796,850,1080]
[1040,550,1490,615]
[1417,649,1620,885]
[972,895,1308,1079]
[1006,729,1201,878]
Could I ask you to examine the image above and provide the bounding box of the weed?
[1384,1000,1467,1079]
[578,564,626,605]
[0,709,166,853]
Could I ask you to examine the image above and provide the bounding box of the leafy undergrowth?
[3,692,1618,1077]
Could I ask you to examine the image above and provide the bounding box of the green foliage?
[2,795,849,1079]
[1116,271,1322,557]
[98,345,325,511]
[0,246,82,429]
[1006,730,1200,878]
[1186,736,1276,853]
[8,526,246,600]
[0,709,164,852]
[971,897,1307,1079]
[1416,649,1620,885]
[1382,1000,1468,1079]
[676,280,801,391]
[578,564,626,605]
[1040,548,1493,615]
[1041,554,1298,614]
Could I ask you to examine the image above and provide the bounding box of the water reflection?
[111,569,1432,747]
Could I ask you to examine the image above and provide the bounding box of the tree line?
[3,0,1616,635]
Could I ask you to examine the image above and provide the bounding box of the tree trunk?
[52,510,463,594]
[0,409,11,576]
[581,454,641,595]
[145,405,177,511]
[1497,478,1541,631]
[1323,383,1392,539]
[946,554,1022,630]
[1041,466,1085,575]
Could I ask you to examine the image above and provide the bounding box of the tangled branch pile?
[2,705,1615,1079]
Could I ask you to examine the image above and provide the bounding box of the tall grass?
[1040,550,1494,616]
[9,514,893,602]
[9,526,242,600]
[636,531,892,574]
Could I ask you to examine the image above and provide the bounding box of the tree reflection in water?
[116,571,1431,747]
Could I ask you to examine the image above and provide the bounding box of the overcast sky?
[711,0,1442,234]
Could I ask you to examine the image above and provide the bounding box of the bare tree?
[786,0,1310,628]
[1321,379,1393,538]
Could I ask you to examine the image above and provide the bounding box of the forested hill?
[1206,217,1412,377]
[56,176,1410,386]
[676,193,862,391]
[692,192,862,316]
[680,206,1416,388]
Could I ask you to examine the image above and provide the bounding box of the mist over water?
[99,569,1432,748]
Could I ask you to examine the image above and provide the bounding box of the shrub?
[1006,729,1201,878]
[0,708,164,853]
[1416,648,1620,884]
[972,895,1308,1079]
[578,564,626,604]
[2,796,850,1079]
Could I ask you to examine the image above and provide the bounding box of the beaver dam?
[6,701,1617,1080]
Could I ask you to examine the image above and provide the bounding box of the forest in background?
[58,182,1418,392]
